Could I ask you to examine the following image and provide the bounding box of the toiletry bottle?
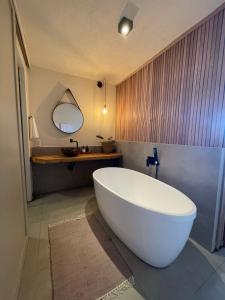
[81,146,86,153]
[85,146,89,153]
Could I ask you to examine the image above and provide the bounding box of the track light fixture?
[118,16,133,36]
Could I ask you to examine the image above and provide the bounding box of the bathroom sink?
[61,147,79,157]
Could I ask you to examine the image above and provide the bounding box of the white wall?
[29,66,116,147]
[0,0,27,299]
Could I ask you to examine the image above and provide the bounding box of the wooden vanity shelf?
[31,152,122,165]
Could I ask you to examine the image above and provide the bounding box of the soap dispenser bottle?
[81,146,86,153]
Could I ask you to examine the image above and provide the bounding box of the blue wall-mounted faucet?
[146,148,160,179]
[146,147,160,167]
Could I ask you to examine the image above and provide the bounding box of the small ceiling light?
[118,17,133,36]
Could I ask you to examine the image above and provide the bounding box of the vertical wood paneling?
[116,8,225,147]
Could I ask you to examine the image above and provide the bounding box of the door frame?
[12,14,32,234]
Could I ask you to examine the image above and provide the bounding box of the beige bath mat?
[48,214,133,300]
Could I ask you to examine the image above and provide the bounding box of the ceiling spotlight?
[118,17,133,36]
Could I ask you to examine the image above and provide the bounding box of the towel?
[29,116,39,139]
[29,116,41,147]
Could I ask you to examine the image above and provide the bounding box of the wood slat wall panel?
[116,8,225,147]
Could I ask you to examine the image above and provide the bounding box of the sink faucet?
[70,139,78,150]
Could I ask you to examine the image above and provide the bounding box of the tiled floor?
[19,187,225,300]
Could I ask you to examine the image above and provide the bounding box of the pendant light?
[102,78,107,115]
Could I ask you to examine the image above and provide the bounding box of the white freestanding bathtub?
[93,167,197,268]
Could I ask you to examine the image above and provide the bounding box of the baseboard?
[15,235,28,299]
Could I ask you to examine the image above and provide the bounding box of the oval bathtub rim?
[93,167,197,220]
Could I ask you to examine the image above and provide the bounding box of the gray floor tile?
[95,210,225,300]
[21,226,40,278]
[39,221,49,240]
[134,241,215,300]
[33,268,52,300]
[19,267,52,300]
[192,272,225,300]
[19,187,225,300]
[28,205,44,224]
[190,239,225,271]
[19,187,97,300]
[28,221,41,239]
[216,261,225,284]
[37,238,50,272]
[28,197,45,207]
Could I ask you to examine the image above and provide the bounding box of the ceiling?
[16,0,224,84]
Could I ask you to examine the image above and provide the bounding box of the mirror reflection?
[52,103,84,134]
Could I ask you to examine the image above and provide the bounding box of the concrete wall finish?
[117,141,223,251]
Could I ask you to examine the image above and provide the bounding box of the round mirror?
[52,103,84,134]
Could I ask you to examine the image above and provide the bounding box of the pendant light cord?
[104,78,106,107]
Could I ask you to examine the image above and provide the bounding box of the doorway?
[16,46,32,234]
